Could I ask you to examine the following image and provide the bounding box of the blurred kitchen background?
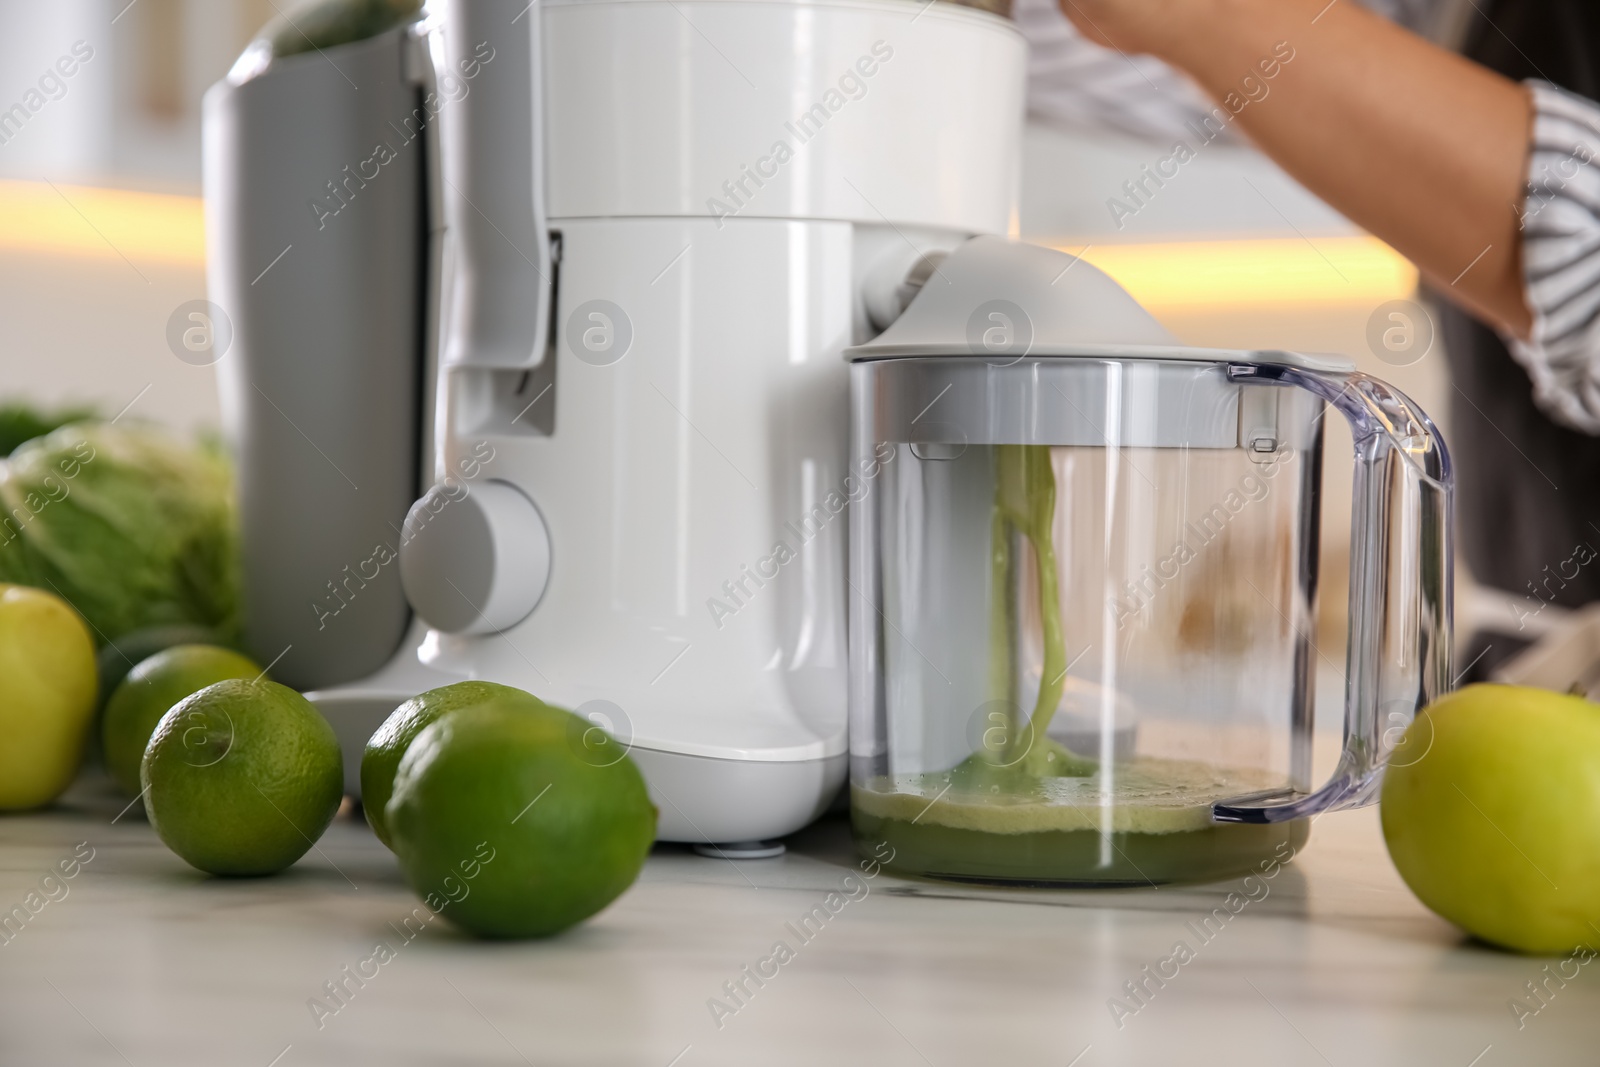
[0,0,1460,653]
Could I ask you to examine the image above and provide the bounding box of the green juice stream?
[853,445,1305,885]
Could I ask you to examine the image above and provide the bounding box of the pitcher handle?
[1212,365,1454,824]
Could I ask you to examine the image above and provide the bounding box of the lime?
[361,680,545,850]
[96,625,222,713]
[102,644,261,795]
[0,584,97,809]
[89,624,222,770]
[142,678,343,876]
[387,699,656,938]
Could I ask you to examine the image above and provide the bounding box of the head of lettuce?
[0,422,240,648]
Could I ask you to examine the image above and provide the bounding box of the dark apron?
[1438,0,1600,678]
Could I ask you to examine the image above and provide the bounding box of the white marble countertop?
[1,777,1594,1067]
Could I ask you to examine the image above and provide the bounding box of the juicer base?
[632,746,845,844]
[692,841,787,860]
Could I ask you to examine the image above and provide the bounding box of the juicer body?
[204,0,1027,842]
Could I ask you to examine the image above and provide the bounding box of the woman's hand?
[1054,0,1224,59]
[1055,0,1534,338]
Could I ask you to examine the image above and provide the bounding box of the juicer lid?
[845,235,1355,374]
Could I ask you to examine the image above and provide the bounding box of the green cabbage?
[0,401,97,457]
[0,423,240,648]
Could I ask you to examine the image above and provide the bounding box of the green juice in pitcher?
[851,761,1308,885]
[851,444,1307,885]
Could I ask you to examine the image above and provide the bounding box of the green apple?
[1381,683,1600,954]
[0,584,97,809]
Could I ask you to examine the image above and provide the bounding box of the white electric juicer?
[204,0,1025,847]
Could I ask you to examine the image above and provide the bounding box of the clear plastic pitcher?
[846,238,1452,884]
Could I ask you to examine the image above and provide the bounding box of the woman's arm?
[1058,0,1534,336]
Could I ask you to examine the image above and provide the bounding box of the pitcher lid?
[844,235,1355,374]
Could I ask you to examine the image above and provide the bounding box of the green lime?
[102,644,260,795]
[96,625,223,713]
[387,700,656,938]
[361,680,546,850]
[89,625,223,770]
[142,678,343,876]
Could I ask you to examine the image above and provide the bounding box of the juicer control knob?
[399,480,551,635]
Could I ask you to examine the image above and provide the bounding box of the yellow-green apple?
[0,584,97,808]
[1382,683,1600,954]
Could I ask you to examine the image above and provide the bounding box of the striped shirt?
[1513,82,1600,433]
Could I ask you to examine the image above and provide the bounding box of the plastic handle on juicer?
[436,0,552,369]
[1212,366,1455,824]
